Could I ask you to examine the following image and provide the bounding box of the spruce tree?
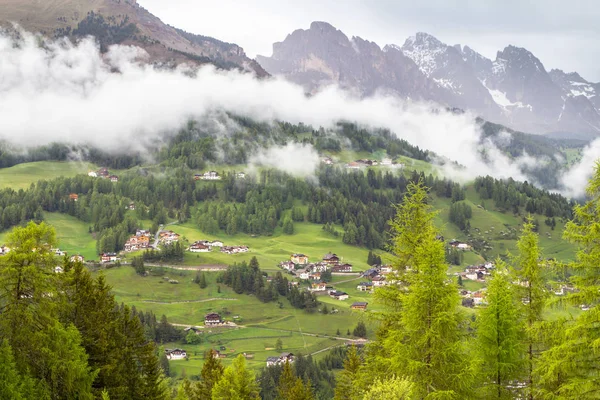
[477,261,525,398]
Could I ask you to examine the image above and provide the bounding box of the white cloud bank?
[0,30,595,197]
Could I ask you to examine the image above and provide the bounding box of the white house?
[189,243,211,253]
[208,240,224,247]
[165,349,187,360]
[201,171,221,180]
[88,171,98,177]
[298,269,311,280]
[457,243,471,251]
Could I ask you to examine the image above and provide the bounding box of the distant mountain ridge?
[0,0,267,76]
[257,22,600,138]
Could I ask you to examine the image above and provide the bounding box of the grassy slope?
[0,212,97,260]
[97,267,366,373]
[163,222,372,273]
[0,161,95,190]
[44,213,97,260]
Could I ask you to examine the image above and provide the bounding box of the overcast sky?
[138,0,600,81]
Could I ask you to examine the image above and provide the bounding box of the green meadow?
[96,266,369,374]
[0,161,96,190]
[160,222,373,273]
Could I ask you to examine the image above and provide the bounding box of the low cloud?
[559,139,600,198]
[248,142,320,177]
[0,30,594,193]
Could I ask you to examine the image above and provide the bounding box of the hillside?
[0,0,268,75]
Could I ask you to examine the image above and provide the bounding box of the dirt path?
[142,297,238,305]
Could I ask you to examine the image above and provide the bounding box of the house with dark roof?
[351,302,368,310]
[323,253,340,264]
[205,313,223,326]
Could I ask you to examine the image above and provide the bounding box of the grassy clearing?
[164,222,373,273]
[44,213,97,260]
[0,161,95,190]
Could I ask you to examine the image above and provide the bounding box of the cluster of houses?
[188,240,223,252]
[449,240,472,251]
[345,158,401,169]
[266,352,295,367]
[188,240,248,254]
[1,245,85,263]
[456,262,495,282]
[280,253,353,281]
[88,167,119,182]
[123,230,152,252]
[158,230,180,245]
[357,265,393,291]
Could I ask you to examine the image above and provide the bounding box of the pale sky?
[138,0,600,81]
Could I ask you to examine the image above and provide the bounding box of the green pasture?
[0,161,95,190]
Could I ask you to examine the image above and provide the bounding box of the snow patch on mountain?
[481,80,532,112]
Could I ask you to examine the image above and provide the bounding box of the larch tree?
[211,354,259,400]
[477,261,525,399]
[515,217,548,399]
[369,181,474,399]
[362,376,414,400]
[333,345,361,400]
[536,162,600,398]
[189,350,225,399]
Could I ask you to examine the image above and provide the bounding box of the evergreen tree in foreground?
[515,217,548,399]
[366,181,474,399]
[536,162,600,398]
[211,354,259,400]
[477,261,525,399]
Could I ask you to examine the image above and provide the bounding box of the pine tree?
[515,217,547,399]
[477,262,525,399]
[211,354,259,400]
[334,345,361,400]
[536,164,600,398]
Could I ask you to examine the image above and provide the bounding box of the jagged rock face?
[256,21,452,102]
[259,22,600,136]
[401,33,504,121]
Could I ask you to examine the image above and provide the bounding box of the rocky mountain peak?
[404,32,445,50]
[496,45,546,74]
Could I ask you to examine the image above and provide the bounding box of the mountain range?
[1,2,598,139]
[257,22,600,139]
